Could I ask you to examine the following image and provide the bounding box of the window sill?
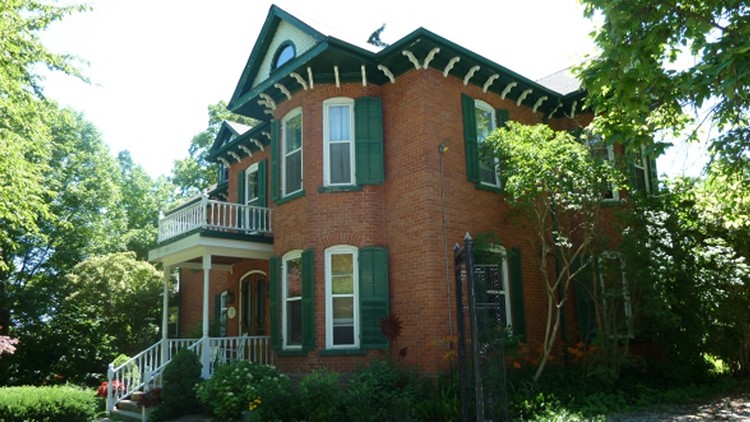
[277,348,308,357]
[476,183,501,193]
[318,185,363,193]
[319,348,368,356]
[276,190,305,205]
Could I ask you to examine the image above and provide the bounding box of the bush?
[0,385,98,422]
[299,369,343,421]
[149,348,202,421]
[345,359,422,421]
[196,361,298,421]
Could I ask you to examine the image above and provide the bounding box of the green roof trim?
[208,120,270,163]
[227,5,587,121]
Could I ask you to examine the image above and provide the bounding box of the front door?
[242,273,268,335]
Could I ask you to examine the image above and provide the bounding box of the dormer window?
[272,41,295,71]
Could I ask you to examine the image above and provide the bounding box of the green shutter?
[301,248,315,350]
[359,246,389,349]
[269,256,281,350]
[573,257,597,340]
[270,120,280,202]
[237,170,245,204]
[462,94,478,183]
[355,96,384,185]
[648,154,658,194]
[257,159,268,207]
[496,108,509,128]
[508,248,527,342]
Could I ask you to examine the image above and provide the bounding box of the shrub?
[0,385,98,422]
[196,361,298,421]
[299,369,343,421]
[344,359,421,421]
[149,348,202,421]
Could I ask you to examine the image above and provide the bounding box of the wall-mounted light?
[225,289,235,304]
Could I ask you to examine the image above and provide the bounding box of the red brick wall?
[182,68,599,375]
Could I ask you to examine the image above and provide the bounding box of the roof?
[536,68,581,96]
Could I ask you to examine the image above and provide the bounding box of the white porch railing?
[158,195,273,243]
[106,336,271,416]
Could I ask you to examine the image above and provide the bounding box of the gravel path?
[608,388,750,421]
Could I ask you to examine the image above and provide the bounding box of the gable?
[251,20,319,89]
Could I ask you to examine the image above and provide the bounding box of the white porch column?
[201,253,212,379]
[160,265,171,368]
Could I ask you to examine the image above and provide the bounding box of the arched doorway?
[240,271,268,335]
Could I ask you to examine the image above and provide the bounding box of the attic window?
[272,42,296,71]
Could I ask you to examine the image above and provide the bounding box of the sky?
[39,0,706,179]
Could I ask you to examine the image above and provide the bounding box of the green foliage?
[0,385,98,422]
[170,101,256,198]
[150,349,202,421]
[196,361,296,421]
[578,0,750,175]
[298,369,343,422]
[344,358,422,422]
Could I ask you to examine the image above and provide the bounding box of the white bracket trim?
[274,83,292,101]
[532,96,548,113]
[377,64,395,83]
[252,139,265,151]
[463,65,480,85]
[228,151,242,162]
[218,157,231,167]
[259,93,276,110]
[334,65,340,88]
[402,50,421,70]
[443,56,460,77]
[547,102,562,119]
[516,88,533,106]
[422,47,440,69]
[307,67,314,90]
[570,100,577,118]
[500,82,517,100]
[239,145,253,157]
[263,109,273,115]
[261,131,271,140]
[482,74,499,93]
[289,72,308,90]
[361,65,367,87]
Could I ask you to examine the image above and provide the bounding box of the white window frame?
[596,252,633,338]
[586,135,620,201]
[325,245,360,349]
[633,145,650,193]
[323,98,356,187]
[282,249,303,349]
[245,162,259,206]
[475,99,501,188]
[282,108,303,197]
[480,246,513,329]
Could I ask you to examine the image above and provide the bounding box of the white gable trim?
[251,20,318,89]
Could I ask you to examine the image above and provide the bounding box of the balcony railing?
[158,195,272,243]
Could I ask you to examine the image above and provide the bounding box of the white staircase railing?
[106,336,271,415]
[158,195,273,243]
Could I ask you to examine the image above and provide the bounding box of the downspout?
[439,144,454,341]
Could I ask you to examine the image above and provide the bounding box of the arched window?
[272,41,295,71]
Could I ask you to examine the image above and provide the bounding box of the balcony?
[158,195,273,243]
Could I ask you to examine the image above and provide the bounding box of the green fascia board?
[229,5,326,111]
[209,121,243,153]
[208,180,229,196]
[207,120,270,163]
[229,10,585,119]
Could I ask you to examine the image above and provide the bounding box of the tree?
[171,101,256,197]
[43,252,162,385]
[0,0,88,335]
[620,174,750,379]
[117,151,175,259]
[485,122,623,381]
[578,0,750,174]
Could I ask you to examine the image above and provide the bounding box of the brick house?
[141,4,658,384]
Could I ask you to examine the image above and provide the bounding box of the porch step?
[113,399,147,421]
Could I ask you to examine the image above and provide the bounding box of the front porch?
[106,196,276,418]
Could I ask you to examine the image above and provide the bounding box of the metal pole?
[465,233,485,422]
[454,243,469,422]
[201,254,212,379]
